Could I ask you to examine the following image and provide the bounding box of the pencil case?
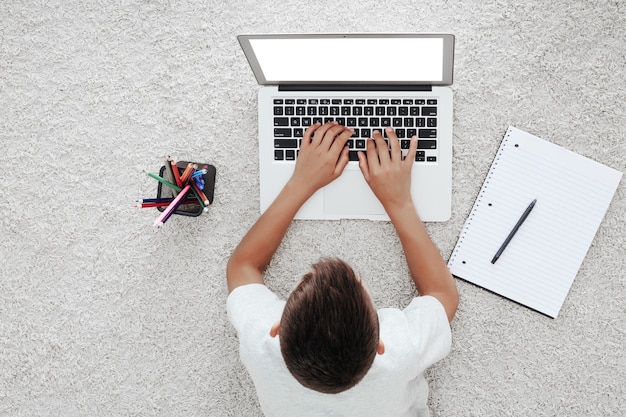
[156,161,216,217]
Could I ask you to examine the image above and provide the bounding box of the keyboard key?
[348,151,360,161]
[285,150,296,160]
[275,149,284,160]
[332,99,342,104]
[427,118,437,127]
[417,140,437,149]
[356,139,366,148]
[307,107,317,115]
[273,99,284,104]
[401,140,410,149]
[356,99,365,104]
[422,107,437,116]
[290,117,300,126]
[427,99,438,105]
[274,128,292,137]
[320,99,331,105]
[418,129,437,138]
[393,118,403,127]
[274,107,283,115]
[367,99,377,104]
[358,118,369,127]
[285,99,295,105]
[274,138,298,148]
[274,117,289,126]
[296,106,306,115]
[427,156,437,162]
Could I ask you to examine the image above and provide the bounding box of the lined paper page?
[448,127,622,318]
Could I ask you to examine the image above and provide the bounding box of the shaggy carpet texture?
[1,0,624,416]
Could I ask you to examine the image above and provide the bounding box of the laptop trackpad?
[323,171,386,216]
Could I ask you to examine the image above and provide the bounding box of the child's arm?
[358,128,459,322]
[226,122,353,293]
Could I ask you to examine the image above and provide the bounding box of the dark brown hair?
[279,258,379,394]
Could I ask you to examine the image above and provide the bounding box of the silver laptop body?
[238,33,455,221]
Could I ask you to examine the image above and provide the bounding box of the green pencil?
[144,170,182,192]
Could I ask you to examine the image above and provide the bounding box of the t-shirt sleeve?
[226,283,285,335]
[378,295,452,379]
[402,295,452,372]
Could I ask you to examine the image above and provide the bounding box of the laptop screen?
[238,34,454,85]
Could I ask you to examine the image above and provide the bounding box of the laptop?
[238,33,455,221]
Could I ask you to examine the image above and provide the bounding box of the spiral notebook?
[448,127,622,318]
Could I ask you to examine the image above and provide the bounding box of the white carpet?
[1,0,625,416]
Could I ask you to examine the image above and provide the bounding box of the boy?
[227,122,458,417]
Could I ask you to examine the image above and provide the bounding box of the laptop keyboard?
[272,97,438,163]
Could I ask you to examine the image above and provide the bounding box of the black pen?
[491,199,537,264]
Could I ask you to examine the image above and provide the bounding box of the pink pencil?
[153,184,192,228]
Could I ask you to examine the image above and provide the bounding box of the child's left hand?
[288,122,353,197]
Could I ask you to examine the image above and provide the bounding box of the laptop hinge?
[278,84,433,92]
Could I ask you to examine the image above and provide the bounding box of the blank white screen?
[249,37,444,83]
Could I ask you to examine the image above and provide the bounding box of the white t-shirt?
[227,284,451,417]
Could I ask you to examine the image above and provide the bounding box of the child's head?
[277,258,380,394]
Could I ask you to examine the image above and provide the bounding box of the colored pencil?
[165,156,179,196]
[135,200,197,209]
[144,171,182,192]
[153,184,192,228]
[170,159,183,187]
[138,197,196,204]
[180,163,195,185]
[135,196,198,208]
[190,181,211,207]
[192,169,208,178]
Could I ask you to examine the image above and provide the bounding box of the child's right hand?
[357,128,418,213]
